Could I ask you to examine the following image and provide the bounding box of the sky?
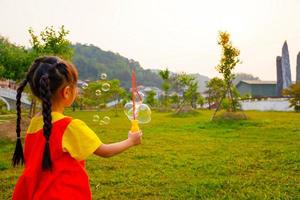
[0,0,300,80]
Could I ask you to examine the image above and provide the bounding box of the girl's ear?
[61,85,71,100]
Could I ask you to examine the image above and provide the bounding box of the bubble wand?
[131,70,142,133]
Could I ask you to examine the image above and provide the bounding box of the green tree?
[82,79,126,115]
[176,73,199,113]
[170,93,180,109]
[197,95,205,108]
[145,90,157,107]
[109,79,126,116]
[206,77,225,109]
[283,83,300,112]
[29,26,73,60]
[27,26,74,117]
[212,31,242,120]
[159,68,171,109]
[0,36,33,80]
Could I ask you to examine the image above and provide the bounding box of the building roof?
[238,80,277,85]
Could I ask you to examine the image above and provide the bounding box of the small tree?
[170,93,180,109]
[145,90,157,107]
[175,73,199,113]
[159,68,171,109]
[283,83,300,112]
[206,77,225,109]
[212,31,242,120]
[82,79,126,115]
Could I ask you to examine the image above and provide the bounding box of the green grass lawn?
[0,110,299,199]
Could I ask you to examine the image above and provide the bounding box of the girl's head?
[12,56,78,170]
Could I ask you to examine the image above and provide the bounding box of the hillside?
[72,43,162,89]
[72,43,210,92]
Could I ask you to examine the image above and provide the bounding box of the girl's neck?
[51,102,65,114]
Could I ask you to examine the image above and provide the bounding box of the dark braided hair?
[12,79,28,166]
[12,56,78,170]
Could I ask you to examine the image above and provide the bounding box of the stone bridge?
[0,88,31,110]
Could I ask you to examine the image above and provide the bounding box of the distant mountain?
[72,43,210,92]
[233,73,260,85]
[191,73,210,93]
[72,43,162,89]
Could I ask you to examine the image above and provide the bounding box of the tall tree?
[212,31,242,120]
[28,26,74,117]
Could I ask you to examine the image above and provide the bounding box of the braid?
[12,79,28,167]
[39,74,53,170]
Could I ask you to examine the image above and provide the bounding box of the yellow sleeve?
[62,119,102,161]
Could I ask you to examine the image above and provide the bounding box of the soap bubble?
[136,104,151,124]
[99,120,106,126]
[95,89,101,96]
[93,115,100,122]
[102,116,111,124]
[96,183,100,190]
[82,83,88,90]
[124,102,139,120]
[101,83,110,92]
[100,73,107,80]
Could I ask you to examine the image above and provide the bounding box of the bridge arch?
[0,96,11,110]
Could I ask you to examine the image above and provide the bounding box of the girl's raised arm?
[94,131,142,158]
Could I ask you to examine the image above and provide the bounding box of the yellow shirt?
[26,112,102,161]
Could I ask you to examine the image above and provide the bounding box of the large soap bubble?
[124,102,139,120]
[136,104,151,124]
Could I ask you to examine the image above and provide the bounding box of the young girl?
[12,56,142,200]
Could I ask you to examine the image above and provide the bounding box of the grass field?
[0,110,299,199]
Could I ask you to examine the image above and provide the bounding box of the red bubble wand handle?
[131,70,141,133]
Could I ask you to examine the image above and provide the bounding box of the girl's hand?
[128,131,142,146]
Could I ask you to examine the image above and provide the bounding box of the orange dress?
[12,113,101,200]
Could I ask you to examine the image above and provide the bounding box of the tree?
[0,36,33,80]
[82,79,126,115]
[145,90,157,107]
[212,31,242,120]
[175,73,199,113]
[29,26,73,60]
[206,77,225,109]
[170,93,180,109]
[109,79,126,116]
[283,83,300,112]
[27,26,74,117]
[159,68,171,109]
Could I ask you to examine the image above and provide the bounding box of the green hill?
[72,43,162,89]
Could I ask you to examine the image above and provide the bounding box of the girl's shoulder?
[27,112,72,133]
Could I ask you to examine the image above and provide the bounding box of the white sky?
[0,0,300,80]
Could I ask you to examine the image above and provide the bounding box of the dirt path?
[0,115,30,139]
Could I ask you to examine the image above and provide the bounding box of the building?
[236,80,277,98]
[0,79,17,90]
